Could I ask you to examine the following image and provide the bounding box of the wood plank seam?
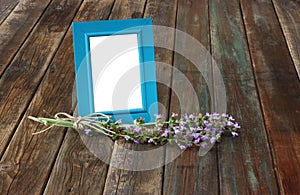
[237,0,280,189]
[210,0,279,193]
[237,1,281,193]
[43,0,117,194]
[239,0,300,193]
[0,0,84,158]
[0,0,86,193]
[161,0,177,192]
[271,0,300,79]
[0,0,19,25]
[207,2,221,194]
[0,0,53,77]
[270,0,299,79]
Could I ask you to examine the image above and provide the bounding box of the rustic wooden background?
[0,0,299,194]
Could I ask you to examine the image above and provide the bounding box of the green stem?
[119,121,169,128]
[28,116,74,128]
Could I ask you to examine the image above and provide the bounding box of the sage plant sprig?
[28,112,240,150]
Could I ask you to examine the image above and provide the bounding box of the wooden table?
[0,0,299,194]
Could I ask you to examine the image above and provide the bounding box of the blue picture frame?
[72,18,158,123]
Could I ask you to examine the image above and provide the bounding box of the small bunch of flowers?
[29,112,240,150]
[110,113,240,150]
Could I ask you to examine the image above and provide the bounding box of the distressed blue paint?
[72,18,158,123]
[244,139,259,192]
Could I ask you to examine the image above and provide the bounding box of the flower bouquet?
[28,112,240,150]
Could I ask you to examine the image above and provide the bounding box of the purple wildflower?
[134,140,140,144]
[231,132,238,137]
[189,114,195,120]
[171,113,178,117]
[196,126,203,131]
[212,113,220,120]
[183,114,188,120]
[227,121,234,126]
[148,138,154,143]
[173,126,180,134]
[179,125,186,132]
[233,122,241,129]
[179,145,186,150]
[133,126,141,133]
[187,143,193,147]
[204,120,212,127]
[204,127,210,132]
[84,129,92,135]
[192,133,201,139]
[194,138,201,144]
[124,135,131,141]
[222,113,228,117]
[162,129,171,137]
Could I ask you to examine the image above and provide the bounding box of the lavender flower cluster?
[83,113,240,150]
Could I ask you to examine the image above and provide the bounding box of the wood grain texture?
[0,0,51,76]
[44,131,114,194]
[0,0,82,157]
[109,0,145,19]
[0,0,299,194]
[0,0,18,25]
[210,0,279,194]
[43,0,115,194]
[145,0,177,112]
[163,0,218,194]
[240,0,300,194]
[104,141,164,194]
[170,0,211,114]
[0,0,84,193]
[272,0,300,78]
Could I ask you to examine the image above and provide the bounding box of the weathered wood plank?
[0,0,19,25]
[104,141,164,194]
[44,131,114,194]
[0,0,84,193]
[170,0,211,112]
[163,0,219,194]
[109,0,145,19]
[103,0,177,194]
[210,0,279,194]
[0,0,52,76]
[272,0,300,78]
[0,0,82,157]
[240,0,300,194]
[1,0,297,194]
[147,0,177,112]
[43,0,116,194]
